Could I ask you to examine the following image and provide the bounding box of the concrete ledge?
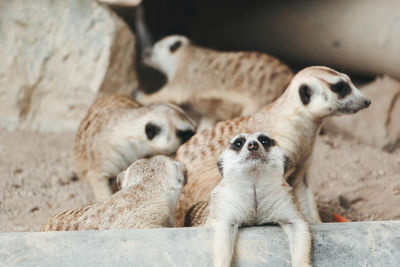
[1,221,399,266]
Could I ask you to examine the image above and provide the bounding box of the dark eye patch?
[230,137,245,152]
[176,129,195,144]
[299,84,312,105]
[169,40,182,53]
[145,123,160,140]
[330,81,351,98]
[257,135,275,149]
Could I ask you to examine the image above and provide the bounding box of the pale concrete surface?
[0,221,399,266]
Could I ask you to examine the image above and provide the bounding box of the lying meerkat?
[74,95,195,200]
[41,155,186,231]
[185,133,311,267]
[175,66,371,226]
[136,35,293,130]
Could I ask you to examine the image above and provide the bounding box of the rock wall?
[0,0,138,132]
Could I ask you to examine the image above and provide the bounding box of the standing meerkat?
[41,155,186,231]
[74,95,195,201]
[175,66,371,226]
[136,35,293,129]
[185,133,311,267]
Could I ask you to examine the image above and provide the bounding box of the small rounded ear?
[299,84,312,105]
[169,40,182,53]
[145,123,160,140]
[116,170,127,190]
[217,158,223,175]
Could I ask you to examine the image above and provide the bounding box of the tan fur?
[174,66,371,227]
[41,155,186,231]
[137,35,293,129]
[184,200,209,227]
[74,95,196,200]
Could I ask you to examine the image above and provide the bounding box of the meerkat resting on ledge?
[185,133,311,267]
[136,35,293,129]
[175,66,371,226]
[41,155,186,231]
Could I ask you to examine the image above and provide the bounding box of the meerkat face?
[143,103,196,155]
[142,35,190,80]
[217,132,286,178]
[290,66,371,118]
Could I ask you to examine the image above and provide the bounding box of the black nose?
[176,129,195,144]
[248,141,259,151]
[364,99,371,107]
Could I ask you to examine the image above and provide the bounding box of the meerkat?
[174,66,371,227]
[41,155,186,231]
[185,133,311,267]
[74,95,195,201]
[136,35,293,130]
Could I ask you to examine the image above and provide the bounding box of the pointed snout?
[349,88,372,113]
[248,141,259,151]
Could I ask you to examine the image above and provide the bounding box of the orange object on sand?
[333,214,351,222]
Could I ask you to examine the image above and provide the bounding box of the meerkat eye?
[169,40,182,53]
[258,135,275,148]
[299,84,312,105]
[231,137,245,151]
[330,81,351,98]
[145,123,161,140]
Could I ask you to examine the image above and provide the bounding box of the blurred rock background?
[0,0,137,132]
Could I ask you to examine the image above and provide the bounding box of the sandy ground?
[311,134,400,222]
[0,127,399,232]
[0,130,94,232]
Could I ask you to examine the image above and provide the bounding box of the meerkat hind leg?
[293,173,321,224]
